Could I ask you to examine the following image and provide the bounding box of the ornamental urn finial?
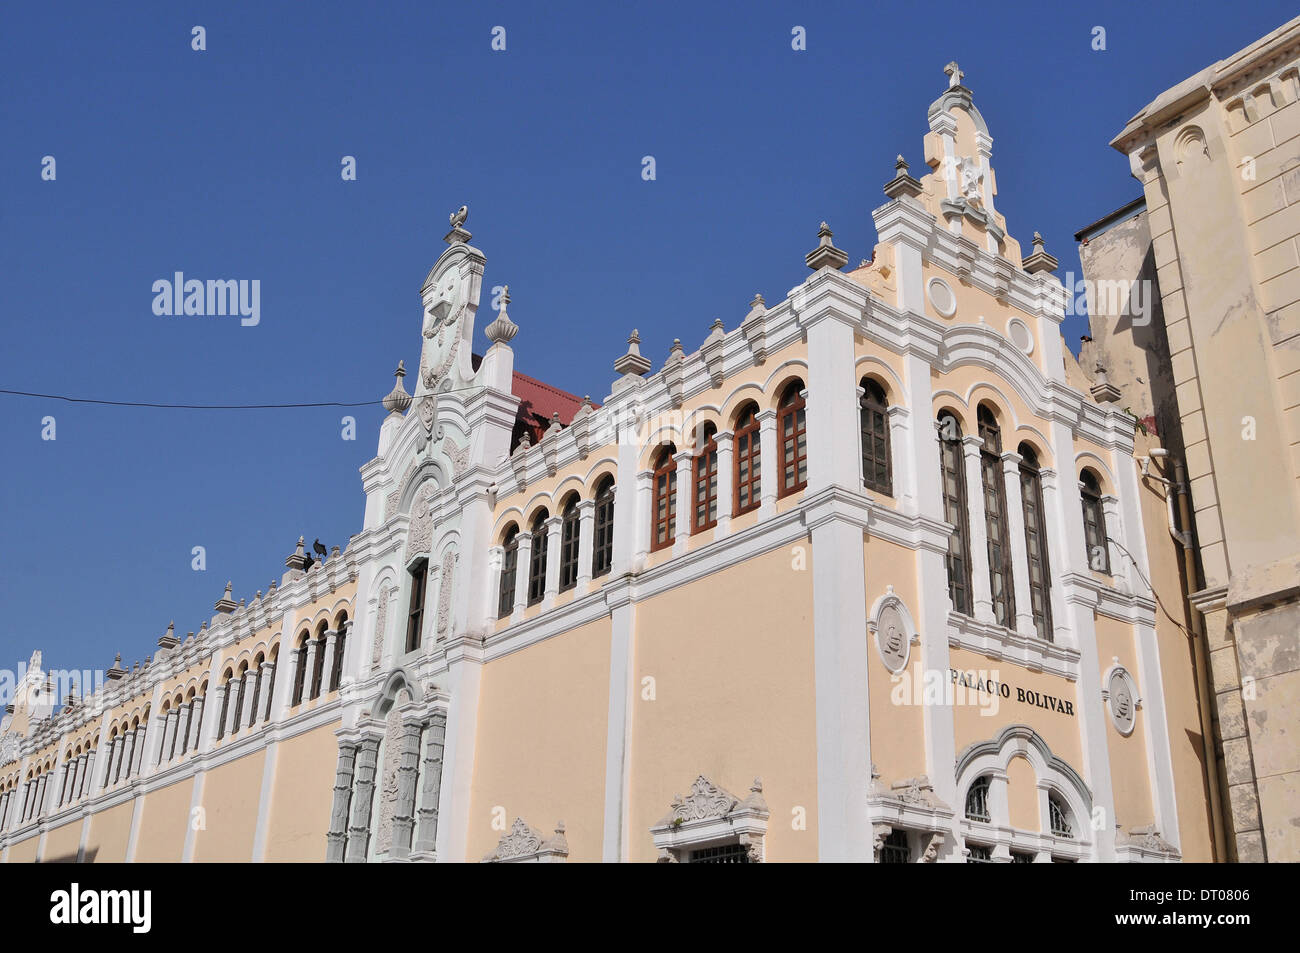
[485,284,519,345]
[382,361,413,415]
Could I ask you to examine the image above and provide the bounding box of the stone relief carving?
[665,775,738,823]
[0,731,18,767]
[406,483,438,558]
[435,549,457,637]
[384,460,419,521]
[374,694,408,853]
[371,586,392,665]
[483,817,569,862]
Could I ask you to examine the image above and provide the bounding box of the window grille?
[965,776,991,822]
[879,829,911,863]
[1011,851,1035,863]
[498,529,518,617]
[966,844,993,863]
[689,843,750,863]
[591,480,614,577]
[1049,795,1073,839]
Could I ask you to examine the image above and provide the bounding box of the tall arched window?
[777,382,807,497]
[1079,470,1110,574]
[232,665,247,733]
[498,526,519,618]
[978,405,1016,628]
[405,560,428,654]
[651,446,677,552]
[1018,444,1054,641]
[310,621,328,698]
[860,379,892,495]
[592,478,615,578]
[527,510,549,605]
[692,424,719,533]
[938,412,973,614]
[218,673,233,738]
[733,405,761,515]
[559,496,580,592]
[291,635,308,706]
[330,614,347,692]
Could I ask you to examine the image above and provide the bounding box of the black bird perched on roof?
[313,538,327,559]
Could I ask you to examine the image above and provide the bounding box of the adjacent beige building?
[1080,14,1300,862]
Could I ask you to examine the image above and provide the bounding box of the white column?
[319,632,338,698]
[187,698,204,752]
[302,640,320,701]
[575,500,595,593]
[271,644,298,720]
[962,435,995,623]
[71,755,87,801]
[1001,452,1036,638]
[672,450,692,554]
[886,405,912,510]
[201,684,226,751]
[130,725,147,776]
[513,534,532,618]
[160,709,179,764]
[758,408,778,516]
[611,438,639,576]
[119,731,136,782]
[543,515,562,605]
[486,545,505,620]
[633,469,653,566]
[601,586,636,861]
[1037,469,1070,644]
[714,431,734,537]
[245,668,262,728]
[1101,494,1125,587]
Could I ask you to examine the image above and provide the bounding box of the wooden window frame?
[405,560,427,654]
[558,501,580,592]
[498,529,519,618]
[860,379,893,496]
[1019,449,1054,642]
[777,385,807,498]
[527,515,548,606]
[651,449,677,552]
[1080,471,1110,574]
[692,428,718,533]
[938,414,974,615]
[591,481,614,577]
[291,639,308,707]
[733,408,761,516]
[978,407,1016,629]
[329,623,346,692]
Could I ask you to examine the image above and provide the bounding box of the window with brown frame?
[692,425,718,532]
[860,379,892,495]
[559,498,580,592]
[231,668,246,732]
[651,446,677,551]
[778,382,807,497]
[405,561,427,654]
[498,527,519,617]
[527,511,549,605]
[217,674,232,739]
[330,616,347,691]
[291,638,308,706]
[311,623,329,697]
[592,478,614,577]
[978,406,1016,628]
[938,412,973,615]
[733,406,761,515]
[1019,444,1054,641]
[249,661,263,727]
[1080,470,1110,573]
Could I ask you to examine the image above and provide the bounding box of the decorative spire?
[884,155,923,199]
[614,329,652,377]
[106,653,126,680]
[667,338,685,363]
[444,204,471,245]
[158,620,179,652]
[285,535,309,571]
[485,284,519,345]
[1090,361,1122,404]
[382,361,413,415]
[805,221,849,271]
[215,581,238,614]
[1022,230,1059,274]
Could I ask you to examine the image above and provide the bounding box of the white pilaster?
[962,435,995,623]
[758,409,778,516]
[672,450,692,554]
[714,431,734,537]
[1001,452,1036,638]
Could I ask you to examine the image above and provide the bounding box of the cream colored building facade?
[1,66,1219,863]
[1079,14,1300,863]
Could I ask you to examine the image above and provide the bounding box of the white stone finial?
[382,361,412,415]
[614,329,652,377]
[485,286,519,345]
[945,61,964,88]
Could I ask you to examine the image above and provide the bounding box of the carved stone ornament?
[869,589,917,674]
[406,484,437,558]
[1106,666,1138,736]
[371,586,392,665]
[482,817,569,862]
[374,694,410,853]
[0,731,18,767]
[664,775,739,823]
[435,549,457,637]
[1117,824,1178,856]
[958,156,984,206]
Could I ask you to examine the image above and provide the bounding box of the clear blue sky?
[2,1,1294,684]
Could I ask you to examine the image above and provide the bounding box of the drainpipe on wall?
[1140,448,1227,862]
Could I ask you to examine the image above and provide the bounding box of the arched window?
[218,673,233,738]
[1018,444,1054,641]
[733,405,761,515]
[1048,793,1074,839]
[232,665,247,733]
[263,649,275,722]
[330,614,347,692]
[692,424,719,533]
[405,560,428,654]
[1079,469,1110,574]
[592,478,615,578]
[777,382,807,497]
[310,621,328,698]
[965,775,991,822]
[938,412,973,614]
[978,405,1016,628]
[558,496,580,592]
[651,446,677,551]
[527,510,549,605]
[498,526,519,617]
[860,379,892,495]
[291,635,309,706]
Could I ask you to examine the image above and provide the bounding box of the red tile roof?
[511,370,597,449]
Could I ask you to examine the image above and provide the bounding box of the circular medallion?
[1107,669,1137,736]
[927,277,957,318]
